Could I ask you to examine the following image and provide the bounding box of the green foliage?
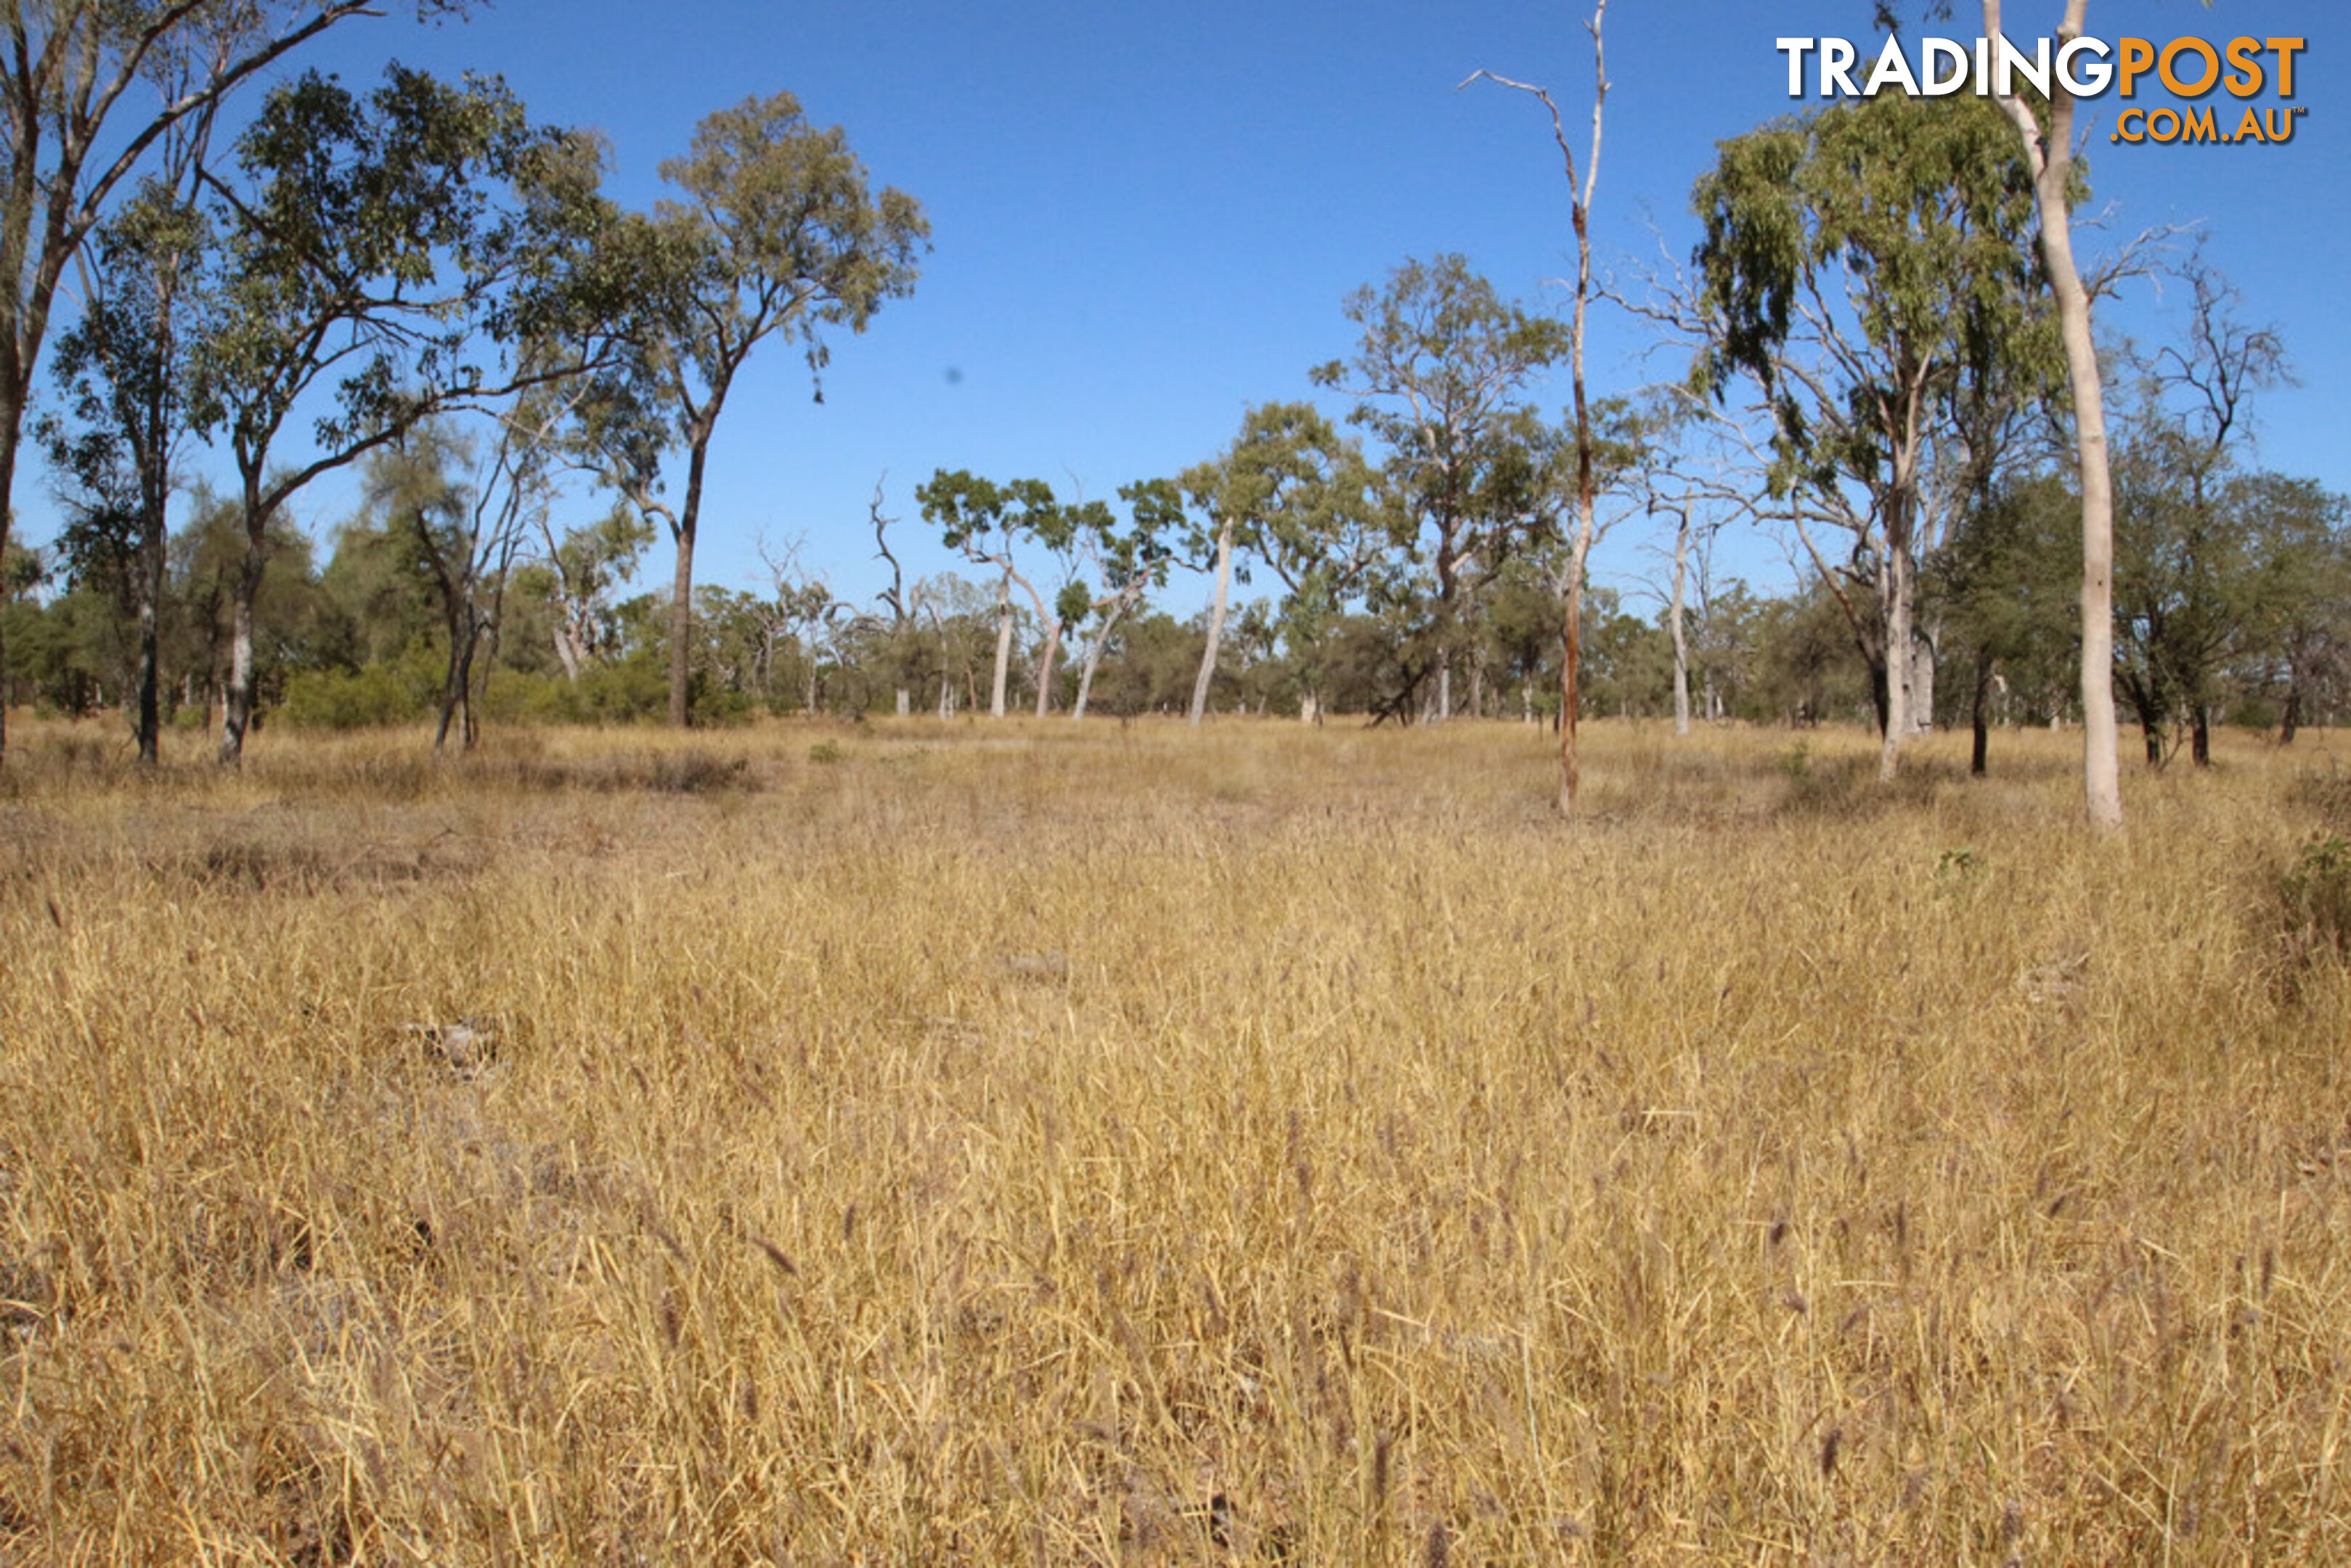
[1311,255,1569,648]
[282,644,441,730]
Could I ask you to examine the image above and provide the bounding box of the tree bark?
[1189,517,1234,726]
[1559,547,1585,814]
[1908,628,1936,735]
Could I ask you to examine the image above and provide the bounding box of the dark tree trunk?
[668,441,710,728]
[1970,653,1994,777]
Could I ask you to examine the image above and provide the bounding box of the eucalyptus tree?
[1870,0,2165,820]
[190,64,618,763]
[1692,89,2051,780]
[1311,254,1568,720]
[1931,472,2080,772]
[2249,478,2351,743]
[916,469,1093,718]
[571,92,927,728]
[535,502,652,682]
[0,0,447,761]
[1176,401,1378,726]
[38,168,211,763]
[2132,260,2284,765]
[373,389,583,754]
[1069,479,1181,721]
[1975,0,2129,821]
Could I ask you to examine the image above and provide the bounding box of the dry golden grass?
[4,713,2350,1563]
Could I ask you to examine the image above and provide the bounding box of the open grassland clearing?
[4,717,2351,1562]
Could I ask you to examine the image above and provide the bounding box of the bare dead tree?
[1465,0,1609,815]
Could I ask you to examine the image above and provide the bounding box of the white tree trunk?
[1188,518,1234,727]
[1907,631,1936,735]
[989,575,1012,719]
[1986,0,2121,833]
[1034,621,1064,717]
[1072,592,1138,721]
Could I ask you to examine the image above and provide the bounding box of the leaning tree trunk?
[2281,684,2302,745]
[1188,517,1234,726]
[1072,593,1139,721]
[1033,620,1064,717]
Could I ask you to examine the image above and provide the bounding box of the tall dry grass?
[3,714,2349,1563]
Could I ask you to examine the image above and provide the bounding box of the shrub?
[281,649,438,730]
[2280,833,2351,963]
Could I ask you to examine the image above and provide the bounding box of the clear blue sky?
[30,0,2348,618]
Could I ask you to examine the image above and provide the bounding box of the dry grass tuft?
[4,714,2350,1561]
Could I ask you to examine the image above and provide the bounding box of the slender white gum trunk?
[1987,0,2122,833]
[989,573,1012,719]
[1188,518,1234,727]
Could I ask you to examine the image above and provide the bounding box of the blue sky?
[30,1,2347,620]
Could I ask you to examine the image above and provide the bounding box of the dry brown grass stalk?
[2,714,2348,1561]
